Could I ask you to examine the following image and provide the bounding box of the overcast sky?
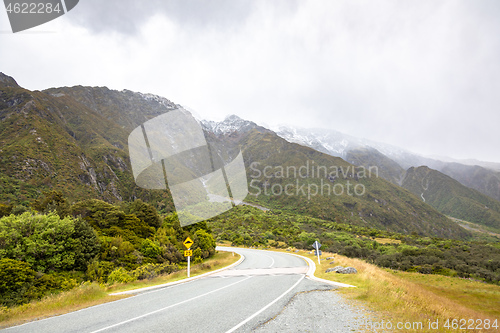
[1,0,499,162]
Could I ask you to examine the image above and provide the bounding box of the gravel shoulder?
[252,279,377,333]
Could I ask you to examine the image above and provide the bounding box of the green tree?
[125,199,161,229]
[140,239,162,260]
[194,229,216,258]
[72,217,101,271]
[0,203,13,218]
[0,212,98,272]
[31,190,70,218]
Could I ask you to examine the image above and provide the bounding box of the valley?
[1,72,499,330]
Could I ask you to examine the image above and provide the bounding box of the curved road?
[3,247,338,333]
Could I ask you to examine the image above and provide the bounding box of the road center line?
[224,274,305,333]
[264,254,275,268]
[88,275,253,333]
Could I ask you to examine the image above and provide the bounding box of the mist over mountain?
[402,166,500,233]
[273,124,500,202]
[204,115,500,235]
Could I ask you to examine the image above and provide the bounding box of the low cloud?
[1,0,499,162]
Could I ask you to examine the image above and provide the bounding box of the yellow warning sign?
[184,250,193,257]
[183,237,194,249]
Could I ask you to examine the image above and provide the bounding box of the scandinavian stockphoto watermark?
[249,161,378,200]
[128,109,248,227]
[3,0,79,33]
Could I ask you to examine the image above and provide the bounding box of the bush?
[140,239,162,260]
[107,267,135,284]
[125,199,161,229]
[131,263,179,280]
[0,258,36,306]
[0,259,78,306]
[194,229,216,258]
[86,260,116,283]
[0,212,99,272]
[0,203,12,218]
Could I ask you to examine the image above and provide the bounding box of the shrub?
[0,259,36,306]
[107,267,135,284]
[0,259,77,306]
[0,203,12,218]
[131,263,179,280]
[0,212,99,272]
[125,199,161,229]
[86,260,116,283]
[140,239,162,260]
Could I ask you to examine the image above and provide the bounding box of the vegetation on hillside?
[345,147,405,185]
[0,83,174,209]
[0,80,476,240]
[205,129,471,240]
[403,166,500,233]
[0,191,216,307]
[208,205,500,284]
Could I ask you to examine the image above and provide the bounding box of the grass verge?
[292,249,500,333]
[0,251,240,329]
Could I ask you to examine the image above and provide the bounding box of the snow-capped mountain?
[201,115,265,136]
[274,126,368,158]
[274,125,417,162]
[131,91,179,110]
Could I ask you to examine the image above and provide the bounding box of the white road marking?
[88,276,253,333]
[213,267,308,277]
[224,274,305,333]
[263,254,275,268]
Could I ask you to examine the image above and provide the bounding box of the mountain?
[345,147,405,185]
[0,73,175,209]
[0,74,470,239]
[204,118,469,239]
[274,126,364,157]
[438,163,500,202]
[401,166,500,232]
[0,73,19,88]
[43,85,179,131]
[201,115,270,137]
[274,125,500,202]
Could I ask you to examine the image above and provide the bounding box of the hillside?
[0,73,174,209]
[0,73,470,239]
[275,125,500,202]
[402,166,500,232]
[345,147,405,185]
[204,123,470,239]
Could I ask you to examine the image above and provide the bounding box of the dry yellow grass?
[297,250,500,333]
[0,283,128,329]
[373,237,402,244]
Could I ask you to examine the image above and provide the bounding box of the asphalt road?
[3,247,355,333]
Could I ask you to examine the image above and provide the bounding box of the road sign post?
[312,241,322,264]
[187,250,190,277]
[183,237,194,278]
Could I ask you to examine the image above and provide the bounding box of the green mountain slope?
[206,128,470,239]
[402,166,500,232]
[0,73,173,209]
[43,85,178,132]
[0,72,470,239]
[345,147,405,185]
[440,163,500,202]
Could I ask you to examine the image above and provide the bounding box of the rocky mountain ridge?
[0,72,487,240]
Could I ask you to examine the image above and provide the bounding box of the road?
[3,247,358,333]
